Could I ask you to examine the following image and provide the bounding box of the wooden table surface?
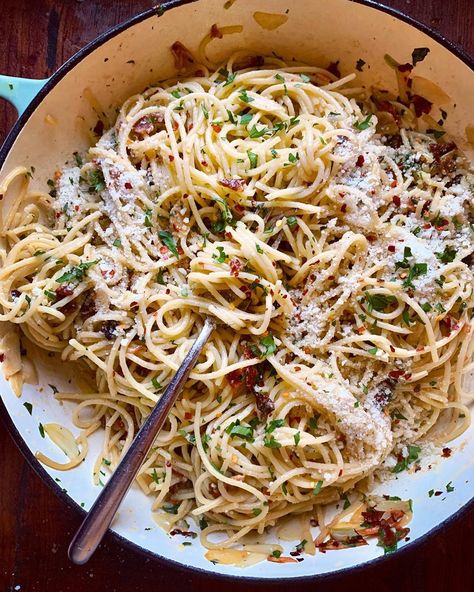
[1,1,473,590]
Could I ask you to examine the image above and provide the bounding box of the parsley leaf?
[158,230,179,258]
[239,89,254,103]
[412,47,430,65]
[265,419,285,433]
[313,480,323,495]
[212,246,227,263]
[355,114,373,130]
[56,260,100,284]
[263,434,281,448]
[436,246,457,263]
[365,292,397,312]
[247,150,258,169]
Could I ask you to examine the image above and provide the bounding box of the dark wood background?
[1,1,473,590]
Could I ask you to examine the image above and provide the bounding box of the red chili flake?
[404,373,412,381]
[56,212,61,218]
[124,182,132,189]
[74,205,80,211]
[235,204,244,214]
[327,275,335,281]
[374,99,401,125]
[398,63,414,73]
[170,41,195,70]
[210,23,223,39]
[177,245,184,255]
[165,460,172,467]
[55,285,74,299]
[341,203,347,213]
[93,120,104,136]
[412,94,433,117]
[133,117,152,136]
[442,447,452,458]
[201,161,208,167]
[423,222,432,229]
[219,177,245,191]
[172,121,179,131]
[184,412,193,420]
[389,369,404,380]
[392,195,401,207]
[434,490,442,496]
[240,285,251,298]
[229,258,242,277]
[159,246,169,255]
[169,529,197,538]
[169,155,175,162]
[0,353,4,363]
[390,179,398,188]
[420,200,432,216]
[388,245,396,253]
[255,392,275,416]
[225,232,233,240]
[211,124,222,134]
[0,194,3,200]
[356,326,366,335]
[355,155,365,167]
[361,509,384,525]
[310,518,318,527]
[327,61,341,78]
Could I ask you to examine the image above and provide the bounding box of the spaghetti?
[1,51,474,559]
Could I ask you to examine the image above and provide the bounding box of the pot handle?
[0,74,49,117]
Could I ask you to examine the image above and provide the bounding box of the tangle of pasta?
[1,50,474,559]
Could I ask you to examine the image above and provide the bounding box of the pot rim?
[1,0,473,582]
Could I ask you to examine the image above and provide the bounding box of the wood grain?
[1,1,473,590]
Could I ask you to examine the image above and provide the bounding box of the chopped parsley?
[38,423,45,438]
[313,480,323,496]
[247,150,258,169]
[158,230,179,258]
[249,125,269,139]
[225,419,254,441]
[391,444,421,473]
[355,58,366,71]
[293,431,301,446]
[265,419,285,433]
[263,435,281,448]
[56,260,100,284]
[436,246,457,264]
[23,402,33,415]
[240,113,253,125]
[151,377,163,391]
[355,114,373,130]
[365,292,397,312]
[212,246,227,263]
[239,89,254,103]
[88,169,106,192]
[412,47,430,65]
[162,503,180,515]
